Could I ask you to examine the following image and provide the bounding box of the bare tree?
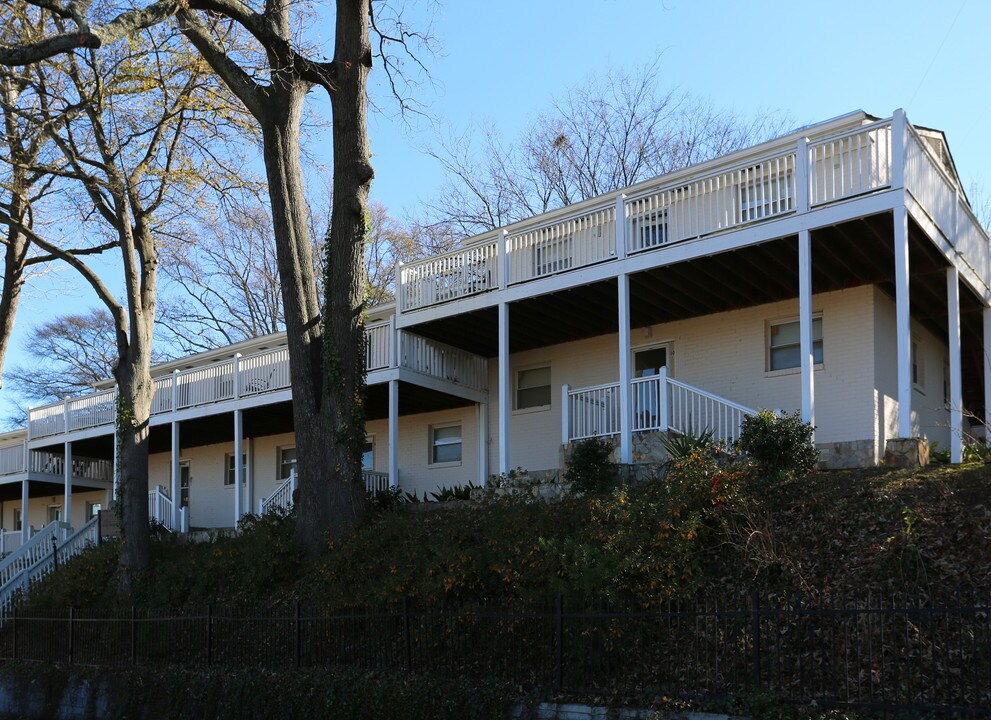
[0,0,429,556]
[0,14,249,589]
[426,62,787,238]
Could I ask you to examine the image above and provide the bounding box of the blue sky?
[2,0,988,421]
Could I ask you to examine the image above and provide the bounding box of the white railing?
[627,151,797,253]
[905,125,958,234]
[175,360,235,410]
[564,372,756,446]
[366,322,392,371]
[66,389,116,432]
[565,382,621,441]
[151,376,173,414]
[239,346,291,397]
[259,470,296,515]
[667,376,756,444]
[28,452,112,483]
[363,470,390,494]
[28,403,65,439]
[400,237,500,311]
[399,331,488,392]
[508,203,616,284]
[0,530,25,556]
[0,443,25,476]
[148,485,174,532]
[809,119,892,207]
[954,201,990,286]
[0,517,99,614]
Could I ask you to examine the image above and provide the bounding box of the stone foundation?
[816,439,877,469]
[884,437,930,468]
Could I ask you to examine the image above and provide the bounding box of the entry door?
[632,344,669,430]
[179,462,191,509]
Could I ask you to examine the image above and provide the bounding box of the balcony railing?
[399,116,974,314]
[564,369,757,447]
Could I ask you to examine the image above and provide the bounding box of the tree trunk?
[0,225,28,388]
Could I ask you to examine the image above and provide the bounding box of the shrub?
[368,485,403,511]
[564,438,617,494]
[660,427,716,466]
[737,409,818,477]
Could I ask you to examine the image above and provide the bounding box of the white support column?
[498,230,509,290]
[63,441,72,526]
[20,478,29,542]
[894,206,913,438]
[171,421,180,530]
[395,261,404,317]
[947,267,963,463]
[891,108,907,190]
[618,273,633,464]
[658,366,669,432]
[561,384,571,445]
[389,314,398,369]
[985,307,991,447]
[233,409,243,526]
[798,230,815,429]
[388,379,399,489]
[477,403,488,487]
[247,437,254,514]
[233,352,242,399]
[498,301,510,474]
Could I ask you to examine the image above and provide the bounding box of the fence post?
[130,605,136,667]
[555,594,564,693]
[68,607,74,665]
[294,601,301,668]
[402,595,412,673]
[207,604,213,666]
[751,588,762,690]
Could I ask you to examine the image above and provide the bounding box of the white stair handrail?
[259,470,297,515]
[148,485,175,532]
[0,516,99,614]
[0,520,71,589]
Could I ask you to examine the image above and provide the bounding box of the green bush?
[660,427,716,466]
[736,409,818,477]
[564,438,618,494]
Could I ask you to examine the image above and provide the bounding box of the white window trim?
[429,422,463,468]
[224,452,247,487]
[765,314,824,376]
[277,445,297,481]
[362,435,375,471]
[514,363,552,414]
[631,341,674,377]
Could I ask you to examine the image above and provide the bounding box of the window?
[179,462,190,509]
[632,211,669,250]
[13,508,21,533]
[768,318,823,371]
[516,366,551,409]
[47,505,62,523]
[279,447,297,481]
[741,171,793,222]
[85,502,102,518]
[533,237,573,276]
[912,340,925,391]
[430,424,462,465]
[225,453,247,486]
[362,439,374,470]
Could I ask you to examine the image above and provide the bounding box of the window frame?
[362,436,374,471]
[224,452,248,487]
[515,364,552,412]
[278,446,297,481]
[429,423,463,467]
[912,339,925,393]
[13,508,21,533]
[766,315,824,374]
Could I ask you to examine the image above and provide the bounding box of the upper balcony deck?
[396,111,989,320]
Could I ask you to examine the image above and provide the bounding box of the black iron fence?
[2,589,989,715]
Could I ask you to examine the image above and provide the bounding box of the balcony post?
[658,366,669,432]
[63,441,72,527]
[233,353,242,400]
[984,306,991,447]
[388,379,399,489]
[395,260,404,317]
[618,273,632,464]
[561,384,571,445]
[171,369,178,412]
[171,421,180,530]
[891,108,907,190]
[795,137,810,213]
[498,230,509,290]
[233,409,243,526]
[498,301,510,474]
[389,315,398,368]
[947,267,962,463]
[798,230,815,431]
[63,397,70,435]
[894,205,912,438]
[20,478,29,543]
[615,194,627,260]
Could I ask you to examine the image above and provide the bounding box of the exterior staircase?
[0,517,101,614]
